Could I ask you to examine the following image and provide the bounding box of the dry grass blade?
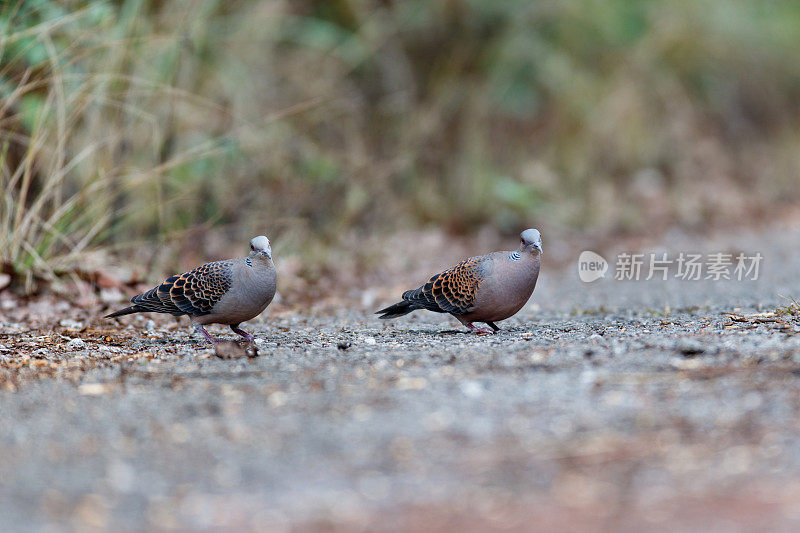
[0,2,262,290]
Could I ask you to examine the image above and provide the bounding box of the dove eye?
[250,244,255,251]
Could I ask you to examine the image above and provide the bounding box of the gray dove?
[376,229,542,333]
[105,236,277,343]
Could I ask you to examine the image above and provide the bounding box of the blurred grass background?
[2,0,800,290]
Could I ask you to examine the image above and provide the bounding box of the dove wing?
[402,256,484,315]
[131,260,234,316]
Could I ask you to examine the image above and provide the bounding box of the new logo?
[578,251,608,283]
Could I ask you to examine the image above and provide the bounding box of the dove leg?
[486,321,501,332]
[230,324,255,343]
[194,324,218,344]
[463,322,495,335]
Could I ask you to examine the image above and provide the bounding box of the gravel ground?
[2,224,800,532]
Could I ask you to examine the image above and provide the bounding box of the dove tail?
[376,301,418,319]
[104,306,143,319]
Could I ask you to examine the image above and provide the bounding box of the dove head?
[249,235,272,260]
[519,228,542,254]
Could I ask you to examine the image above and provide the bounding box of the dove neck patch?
[245,258,253,267]
[509,251,521,261]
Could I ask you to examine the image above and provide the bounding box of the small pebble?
[364,337,377,346]
[677,338,705,357]
[97,345,122,353]
[78,383,109,396]
[66,338,86,350]
[214,340,258,359]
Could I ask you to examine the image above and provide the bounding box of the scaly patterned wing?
[128,285,183,316]
[402,256,485,315]
[131,260,234,316]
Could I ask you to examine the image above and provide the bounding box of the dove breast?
[193,257,277,326]
[460,251,540,323]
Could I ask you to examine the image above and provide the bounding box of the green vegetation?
[2,0,800,285]
[777,296,800,318]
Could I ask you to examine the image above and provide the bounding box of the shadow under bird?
[105,236,277,343]
[376,229,542,333]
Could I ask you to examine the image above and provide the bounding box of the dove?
[105,236,277,343]
[376,229,542,333]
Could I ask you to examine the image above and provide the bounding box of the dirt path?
[1,224,800,532]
